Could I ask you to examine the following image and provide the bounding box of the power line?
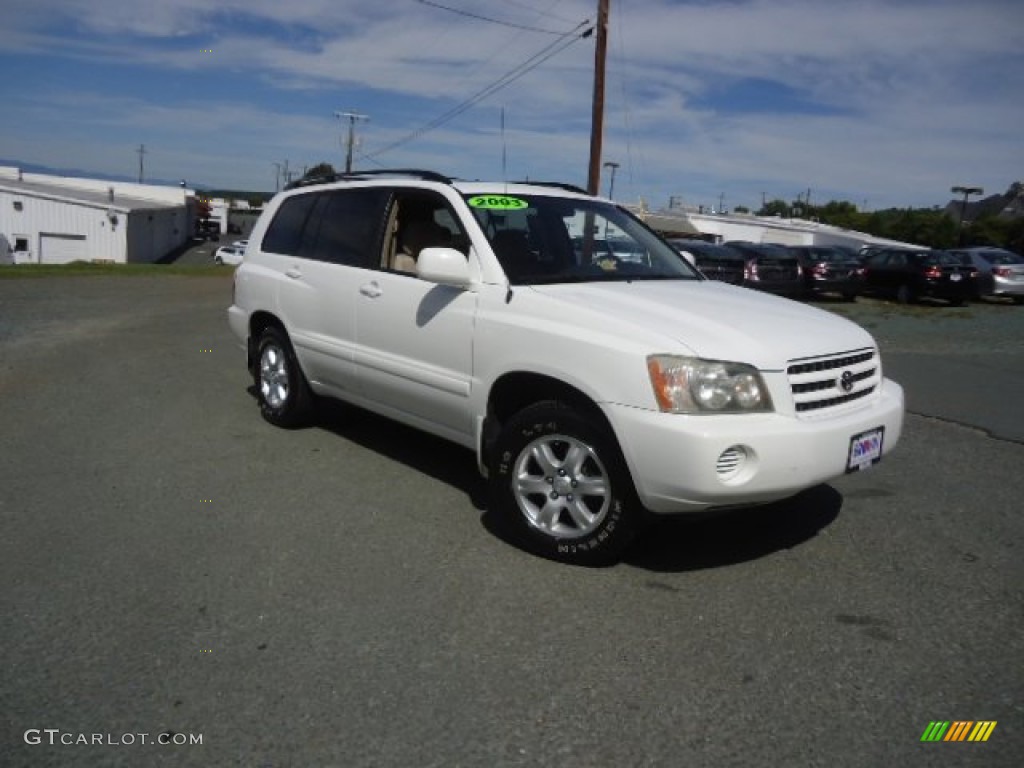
[503,0,577,26]
[368,22,591,158]
[414,0,580,35]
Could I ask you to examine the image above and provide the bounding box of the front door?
[353,191,477,443]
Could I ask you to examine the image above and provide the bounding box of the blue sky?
[0,0,1021,211]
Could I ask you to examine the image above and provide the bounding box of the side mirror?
[416,247,473,288]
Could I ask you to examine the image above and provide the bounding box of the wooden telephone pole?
[586,0,610,195]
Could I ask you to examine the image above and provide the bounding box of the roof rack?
[511,180,590,195]
[284,169,452,190]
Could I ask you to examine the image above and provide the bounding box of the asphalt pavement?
[1,276,1021,767]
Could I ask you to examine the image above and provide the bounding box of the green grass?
[0,262,230,279]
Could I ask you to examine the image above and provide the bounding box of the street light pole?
[335,111,369,174]
[603,161,619,200]
[951,185,983,246]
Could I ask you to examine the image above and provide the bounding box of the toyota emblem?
[840,370,854,393]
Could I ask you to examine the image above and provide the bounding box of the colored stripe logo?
[921,721,997,742]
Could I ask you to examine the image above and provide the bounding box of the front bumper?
[606,378,904,514]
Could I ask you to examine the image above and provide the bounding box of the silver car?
[949,247,1024,303]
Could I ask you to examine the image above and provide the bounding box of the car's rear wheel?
[490,401,640,566]
[255,326,314,428]
[896,283,917,304]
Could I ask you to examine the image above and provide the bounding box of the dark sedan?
[789,245,864,301]
[667,239,746,285]
[861,248,977,305]
[723,242,804,297]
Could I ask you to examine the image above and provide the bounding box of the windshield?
[979,249,1024,266]
[463,193,701,284]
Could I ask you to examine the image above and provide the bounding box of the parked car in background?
[214,245,245,266]
[723,242,804,297]
[667,239,746,284]
[861,248,977,305]
[232,239,249,250]
[947,246,1024,304]
[197,219,220,242]
[789,245,864,301]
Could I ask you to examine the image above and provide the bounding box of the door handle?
[359,281,383,298]
[285,267,302,279]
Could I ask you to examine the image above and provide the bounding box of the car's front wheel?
[491,401,640,566]
[255,326,314,428]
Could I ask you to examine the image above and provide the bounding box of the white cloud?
[0,0,1021,207]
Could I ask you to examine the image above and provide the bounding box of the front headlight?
[647,355,774,414]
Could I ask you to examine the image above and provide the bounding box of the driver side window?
[384,193,467,274]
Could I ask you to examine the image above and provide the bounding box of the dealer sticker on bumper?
[847,427,884,472]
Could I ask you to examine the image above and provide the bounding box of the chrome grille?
[787,349,879,415]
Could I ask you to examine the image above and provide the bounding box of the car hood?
[527,280,875,370]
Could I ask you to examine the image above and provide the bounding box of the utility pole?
[586,0,610,196]
[951,185,983,246]
[137,144,147,183]
[335,111,369,173]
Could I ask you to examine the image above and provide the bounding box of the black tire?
[841,292,857,302]
[490,401,640,566]
[254,326,314,428]
[896,283,916,304]
[949,297,966,307]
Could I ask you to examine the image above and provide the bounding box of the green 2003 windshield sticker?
[467,195,528,210]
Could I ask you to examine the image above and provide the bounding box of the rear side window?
[310,189,390,266]
[260,188,390,266]
[262,193,319,255]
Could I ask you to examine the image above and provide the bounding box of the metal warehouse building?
[0,166,195,264]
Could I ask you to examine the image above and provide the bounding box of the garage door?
[40,234,88,264]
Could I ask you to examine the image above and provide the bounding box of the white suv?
[228,171,904,565]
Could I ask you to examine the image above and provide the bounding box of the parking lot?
[1,274,1021,767]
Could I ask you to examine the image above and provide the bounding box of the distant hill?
[0,158,271,200]
[0,157,200,190]
[943,182,1023,222]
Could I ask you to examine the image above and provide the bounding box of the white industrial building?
[631,204,917,250]
[0,166,196,264]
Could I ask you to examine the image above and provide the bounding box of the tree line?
[747,191,1023,253]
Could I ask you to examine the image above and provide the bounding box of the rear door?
[264,187,391,394]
